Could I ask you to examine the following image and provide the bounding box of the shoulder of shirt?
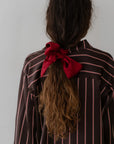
[22,47,46,74]
[86,42,114,61]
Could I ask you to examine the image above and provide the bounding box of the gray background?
[0,0,114,143]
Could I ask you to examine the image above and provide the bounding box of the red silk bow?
[40,42,82,79]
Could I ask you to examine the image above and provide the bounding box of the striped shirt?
[14,39,114,144]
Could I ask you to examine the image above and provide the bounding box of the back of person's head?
[38,0,93,142]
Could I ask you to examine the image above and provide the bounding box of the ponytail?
[38,59,81,141]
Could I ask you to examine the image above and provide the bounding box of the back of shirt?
[13,39,114,144]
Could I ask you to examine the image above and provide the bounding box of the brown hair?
[38,0,93,142]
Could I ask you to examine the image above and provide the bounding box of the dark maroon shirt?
[14,39,114,144]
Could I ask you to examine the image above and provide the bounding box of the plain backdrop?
[0,0,114,143]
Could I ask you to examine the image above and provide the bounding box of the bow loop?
[45,42,60,55]
[41,42,82,79]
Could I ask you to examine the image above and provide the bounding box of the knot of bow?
[40,42,82,79]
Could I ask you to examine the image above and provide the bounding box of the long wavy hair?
[38,0,93,142]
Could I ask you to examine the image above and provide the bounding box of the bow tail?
[40,56,57,77]
[62,56,82,79]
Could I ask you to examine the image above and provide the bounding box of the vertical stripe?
[54,133,55,144]
[16,75,25,123]
[25,92,29,117]
[18,91,29,144]
[100,98,102,144]
[112,91,114,99]
[76,77,79,144]
[36,131,38,144]
[18,109,26,144]
[15,75,26,143]
[62,137,64,144]
[76,114,79,144]
[32,105,35,144]
[107,96,111,144]
[86,78,92,144]
[78,77,84,144]
[84,78,87,144]
[26,130,29,144]
[40,112,43,130]
[112,124,114,139]
[25,92,30,144]
[76,46,79,52]
[92,79,94,144]
[47,130,48,144]
[83,40,86,49]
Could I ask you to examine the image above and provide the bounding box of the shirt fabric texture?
[14,39,114,144]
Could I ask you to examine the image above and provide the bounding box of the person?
[13,0,114,144]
